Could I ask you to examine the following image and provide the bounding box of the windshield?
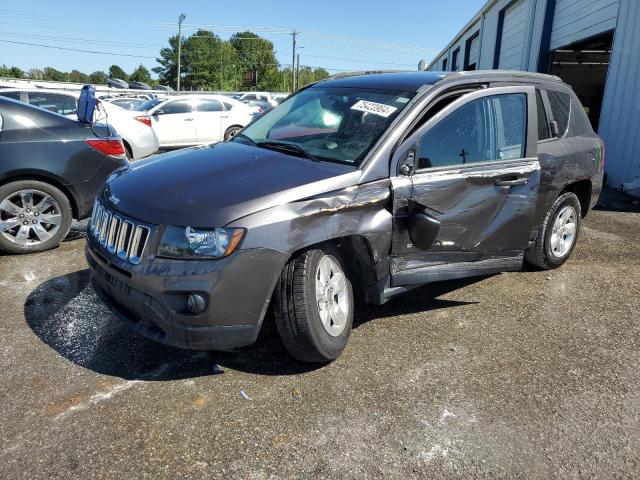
[235,86,414,165]
[137,98,164,111]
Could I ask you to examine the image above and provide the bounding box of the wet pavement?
[1,209,639,479]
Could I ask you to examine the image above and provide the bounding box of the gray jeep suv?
[86,70,604,362]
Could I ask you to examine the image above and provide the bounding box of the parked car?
[0,97,128,254]
[237,91,278,107]
[102,97,145,111]
[134,94,254,147]
[271,93,289,105]
[107,78,129,89]
[241,99,272,116]
[0,89,158,160]
[152,85,174,92]
[86,70,604,362]
[128,81,152,90]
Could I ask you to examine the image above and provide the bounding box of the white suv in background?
[135,95,254,148]
[0,89,159,160]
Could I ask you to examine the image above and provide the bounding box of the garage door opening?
[548,31,613,130]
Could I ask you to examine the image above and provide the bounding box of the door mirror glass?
[399,149,416,176]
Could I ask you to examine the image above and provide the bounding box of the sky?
[0,0,484,77]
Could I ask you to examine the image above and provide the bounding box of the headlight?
[157,226,245,259]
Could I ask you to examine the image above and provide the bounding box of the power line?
[0,40,157,59]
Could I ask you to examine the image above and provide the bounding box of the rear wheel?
[224,125,242,141]
[273,248,354,363]
[525,192,581,269]
[0,180,72,254]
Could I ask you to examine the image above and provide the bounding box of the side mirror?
[407,199,441,251]
[550,120,559,137]
[154,108,165,116]
[399,149,416,176]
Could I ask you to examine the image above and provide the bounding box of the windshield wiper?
[233,133,257,146]
[256,140,320,162]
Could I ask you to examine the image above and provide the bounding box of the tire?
[122,140,134,161]
[525,192,582,269]
[0,180,73,254]
[224,126,242,141]
[273,248,354,363]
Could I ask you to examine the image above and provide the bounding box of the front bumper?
[86,239,288,350]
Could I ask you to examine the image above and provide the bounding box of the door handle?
[221,115,229,119]
[495,177,528,187]
[184,118,194,121]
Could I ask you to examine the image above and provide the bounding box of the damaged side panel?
[229,178,394,264]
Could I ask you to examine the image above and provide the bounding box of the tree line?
[1,30,330,92]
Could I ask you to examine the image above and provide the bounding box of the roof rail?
[327,69,411,80]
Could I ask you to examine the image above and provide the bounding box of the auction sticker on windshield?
[350,100,398,118]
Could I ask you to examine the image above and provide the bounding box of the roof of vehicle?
[314,69,564,92]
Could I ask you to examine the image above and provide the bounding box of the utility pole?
[291,30,297,91]
[177,13,186,92]
[296,53,300,90]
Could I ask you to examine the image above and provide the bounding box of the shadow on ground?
[23,268,482,381]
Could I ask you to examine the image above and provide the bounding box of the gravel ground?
[1,208,639,479]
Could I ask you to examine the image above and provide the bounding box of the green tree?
[230,31,280,91]
[129,64,152,84]
[89,70,107,84]
[108,65,128,80]
[153,34,180,89]
[43,67,69,82]
[69,69,89,83]
[8,66,24,79]
[183,30,242,91]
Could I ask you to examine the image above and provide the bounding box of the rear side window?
[547,91,570,137]
[28,93,77,115]
[196,99,223,112]
[536,90,551,140]
[417,93,527,169]
[161,100,192,114]
[0,92,21,100]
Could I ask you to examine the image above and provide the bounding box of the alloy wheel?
[550,205,577,258]
[0,189,62,246]
[315,255,349,337]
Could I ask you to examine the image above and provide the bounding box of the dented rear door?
[390,86,540,285]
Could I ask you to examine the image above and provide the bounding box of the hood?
[103,141,359,227]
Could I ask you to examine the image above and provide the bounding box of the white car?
[135,95,254,148]
[0,89,159,160]
[237,91,280,107]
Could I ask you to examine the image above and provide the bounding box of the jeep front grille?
[90,200,150,265]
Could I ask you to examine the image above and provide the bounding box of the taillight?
[134,115,152,128]
[86,138,126,157]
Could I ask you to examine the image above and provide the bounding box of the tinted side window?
[547,90,570,137]
[0,92,21,100]
[161,100,192,114]
[418,93,527,169]
[536,90,551,140]
[28,93,77,115]
[196,99,223,112]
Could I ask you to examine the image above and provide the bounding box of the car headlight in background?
[157,226,245,259]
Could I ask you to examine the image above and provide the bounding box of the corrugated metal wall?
[598,0,640,189]
[498,0,529,69]
[550,0,619,49]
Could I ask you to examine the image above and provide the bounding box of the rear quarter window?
[547,90,570,137]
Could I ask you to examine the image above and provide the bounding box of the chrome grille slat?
[90,200,150,265]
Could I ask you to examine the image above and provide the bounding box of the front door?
[193,98,224,143]
[391,86,540,286]
[152,99,197,146]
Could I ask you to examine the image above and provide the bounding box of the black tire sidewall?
[224,126,242,141]
[542,193,582,267]
[0,180,73,254]
[303,250,354,359]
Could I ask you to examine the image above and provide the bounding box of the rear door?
[390,86,540,286]
[193,98,224,143]
[151,99,197,146]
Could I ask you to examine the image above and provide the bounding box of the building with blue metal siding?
[426,0,640,195]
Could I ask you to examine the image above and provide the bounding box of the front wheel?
[224,126,242,141]
[273,249,354,363]
[525,192,582,269]
[0,180,73,254]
